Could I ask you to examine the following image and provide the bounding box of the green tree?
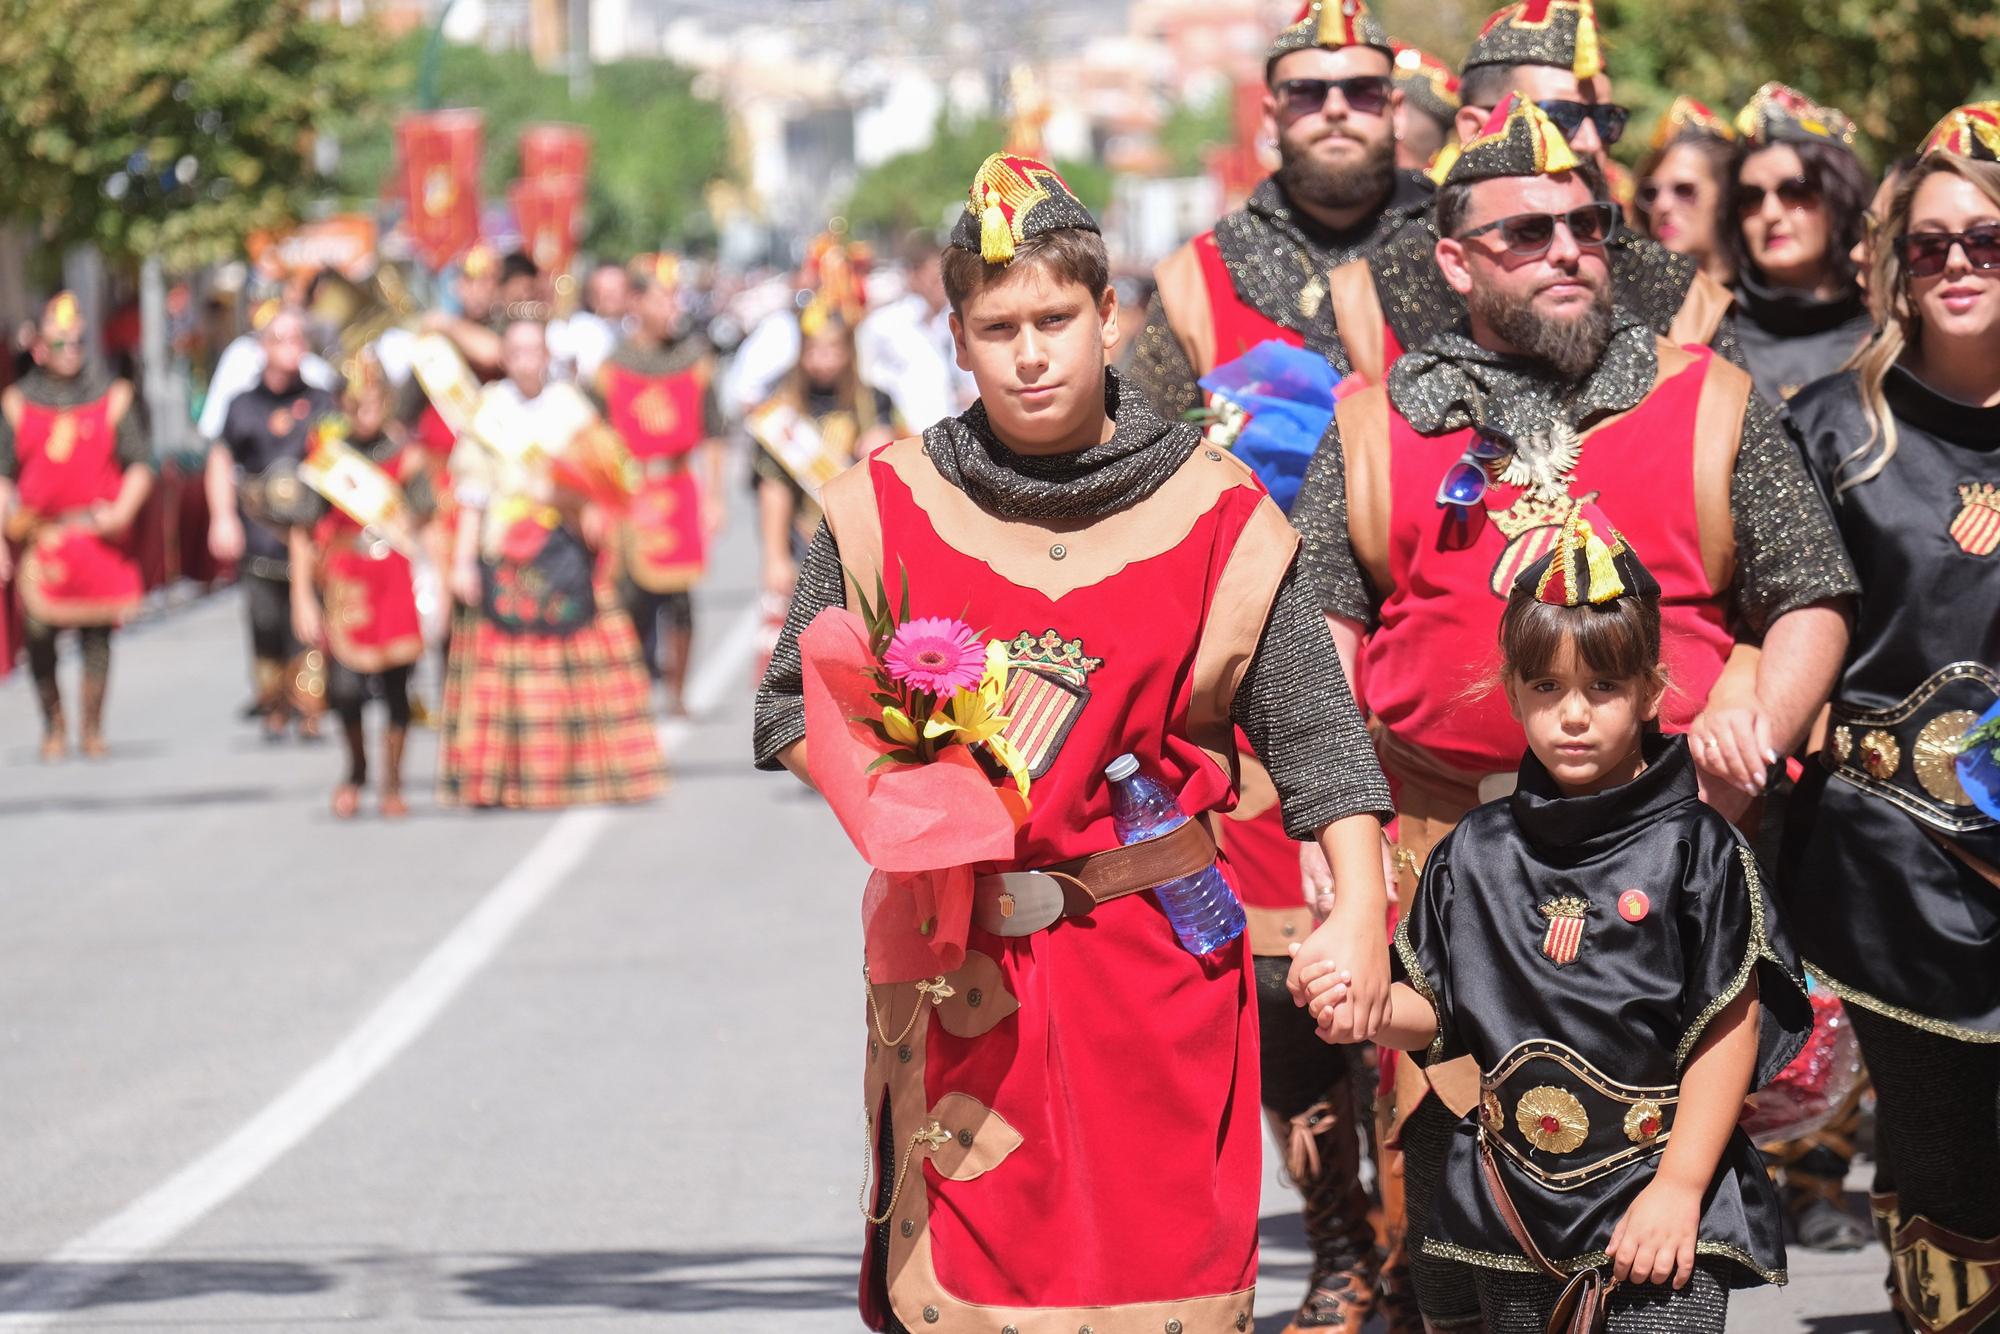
[334,34,733,258]
[839,112,1109,239]
[1157,89,1235,178]
[0,0,387,267]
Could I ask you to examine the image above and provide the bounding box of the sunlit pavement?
[0,510,1893,1331]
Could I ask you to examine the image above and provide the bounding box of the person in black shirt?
[205,307,338,738]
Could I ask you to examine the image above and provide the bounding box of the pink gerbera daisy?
[883,617,986,695]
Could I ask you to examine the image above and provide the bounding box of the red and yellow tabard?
[823,439,1296,1331]
[601,361,710,593]
[1342,340,1750,778]
[7,387,143,627]
[313,443,424,675]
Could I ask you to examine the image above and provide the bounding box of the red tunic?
[830,440,1289,1331]
[12,392,143,627]
[1352,343,1742,778]
[314,443,424,674]
[1194,231,1301,366]
[601,361,709,593]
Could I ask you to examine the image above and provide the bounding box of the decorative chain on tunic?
[752,373,1393,837]
[1474,1261,1732,1334]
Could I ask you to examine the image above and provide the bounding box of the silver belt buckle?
[972,871,1066,938]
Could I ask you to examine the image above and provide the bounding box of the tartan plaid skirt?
[438,602,667,809]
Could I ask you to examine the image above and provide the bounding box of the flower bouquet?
[1190,339,1342,515]
[800,572,1031,983]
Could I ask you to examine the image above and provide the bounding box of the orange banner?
[248,216,380,282]
[510,173,584,276]
[520,123,592,182]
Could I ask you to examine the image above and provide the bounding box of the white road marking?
[0,598,763,1329]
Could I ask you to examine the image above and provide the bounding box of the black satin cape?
[1392,734,1811,1285]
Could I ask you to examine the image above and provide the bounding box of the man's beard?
[1276,130,1397,214]
[1470,278,1615,380]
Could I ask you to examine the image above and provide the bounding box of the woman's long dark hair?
[1729,137,1875,290]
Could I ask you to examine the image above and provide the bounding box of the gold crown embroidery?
[1960,483,2000,515]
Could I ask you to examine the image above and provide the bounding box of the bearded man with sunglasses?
[0,292,153,761]
[1292,97,1858,1333]
[1128,0,1433,423]
[1320,0,1738,394]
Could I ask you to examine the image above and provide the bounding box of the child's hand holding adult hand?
[1607,1179,1702,1289]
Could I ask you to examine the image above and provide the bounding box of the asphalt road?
[0,511,1899,1332]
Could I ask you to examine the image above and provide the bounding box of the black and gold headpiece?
[1442,94,1581,186]
[1517,502,1660,606]
[947,153,1099,266]
[1462,0,1603,80]
[1267,0,1393,70]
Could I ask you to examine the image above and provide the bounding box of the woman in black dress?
[1781,106,2000,1334]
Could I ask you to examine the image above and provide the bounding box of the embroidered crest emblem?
[43,412,78,464]
[1487,489,1598,597]
[999,629,1104,779]
[1950,483,2000,557]
[632,384,679,436]
[1538,895,1588,965]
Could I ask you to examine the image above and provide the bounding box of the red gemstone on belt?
[1640,1115,1661,1138]
[1539,1114,1562,1136]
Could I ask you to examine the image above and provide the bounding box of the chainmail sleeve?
[1234,562,1393,838]
[1728,392,1860,640]
[752,520,846,769]
[1709,309,1748,369]
[1124,295,1204,423]
[1290,416,1378,625]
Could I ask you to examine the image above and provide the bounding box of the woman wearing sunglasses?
[1729,83,1876,406]
[1635,97,1737,287]
[1779,108,2000,1334]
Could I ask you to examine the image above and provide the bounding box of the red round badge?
[1618,890,1650,923]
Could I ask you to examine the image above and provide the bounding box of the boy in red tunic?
[0,293,153,760]
[755,154,1395,1333]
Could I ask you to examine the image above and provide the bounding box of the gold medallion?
[1832,726,1853,764]
[1481,1089,1505,1134]
[1515,1085,1589,1154]
[1623,1099,1666,1145]
[1860,730,1901,781]
[1914,711,1978,806]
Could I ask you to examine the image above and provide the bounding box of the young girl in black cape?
[1302,502,1813,1334]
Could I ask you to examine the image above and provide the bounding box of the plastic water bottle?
[1105,753,1246,955]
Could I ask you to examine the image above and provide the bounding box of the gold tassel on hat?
[979,185,1015,264]
[1572,0,1602,81]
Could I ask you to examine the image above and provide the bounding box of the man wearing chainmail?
[1318,0,1739,391]
[1127,11,1429,1326]
[1293,97,1858,1332]
[755,151,1396,1333]
[1126,0,1430,424]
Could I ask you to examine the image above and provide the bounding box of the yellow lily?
[923,642,1032,803]
[880,705,920,747]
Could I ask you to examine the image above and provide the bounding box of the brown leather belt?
[970,817,1218,937]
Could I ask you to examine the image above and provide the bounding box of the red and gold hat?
[1442,94,1581,186]
[628,251,683,290]
[1463,0,1604,81]
[1393,43,1461,126]
[42,291,84,336]
[1268,0,1393,69]
[1521,501,1659,606]
[1920,101,2000,162]
[1734,82,1856,149]
[1648,96,1734,151]
[948,152,1099,266]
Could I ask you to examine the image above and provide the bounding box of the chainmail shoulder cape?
[1292,312,1856,636]
[753,369,1392,838]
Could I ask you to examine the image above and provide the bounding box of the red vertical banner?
[1206,79,1275,212]
[510,175,584,276]
[396,110,485,271]
[519,123,592,182]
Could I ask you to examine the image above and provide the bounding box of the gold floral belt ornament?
[1827,662,2000,836]
[1480,1040,1679,1191]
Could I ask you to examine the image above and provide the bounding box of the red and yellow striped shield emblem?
[1487,490,1594,597]
[1538,896,1588,966]
[998,629,1103,779]
[1950,484,2000,557]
